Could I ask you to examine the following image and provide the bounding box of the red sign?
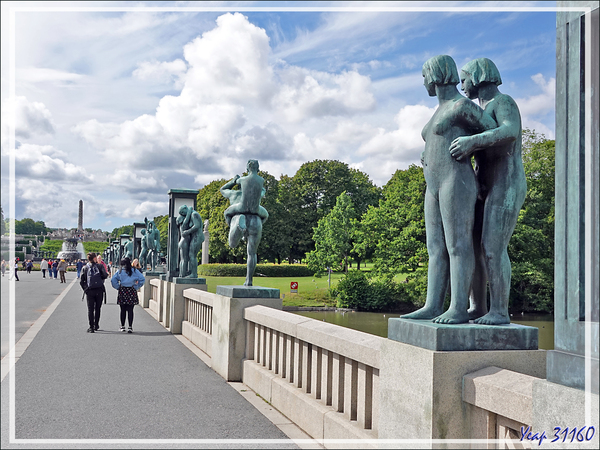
[290,282,298,293]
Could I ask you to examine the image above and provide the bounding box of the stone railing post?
[212,285,281,381]
[169,278,207,334]
[140,273,160,309]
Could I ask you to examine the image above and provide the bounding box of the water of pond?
[293,311,554,350]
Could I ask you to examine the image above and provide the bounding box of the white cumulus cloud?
[274,65,376,123]
[1,96,55,149]
[132,59,187,88]
[12,143,94,182]
[122,201,169,219]
[73,12,378,177]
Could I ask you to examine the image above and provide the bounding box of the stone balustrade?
[181,288,214,357]
[243,304,380,441]
[148,278,161,318]
[142,284,560,447]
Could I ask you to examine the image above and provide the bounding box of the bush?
[197,264,314,277]
[334,271,404,312]
[398,268,428,308]
[83,241,110,254]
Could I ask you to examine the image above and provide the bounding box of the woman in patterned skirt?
[111,257,145,333]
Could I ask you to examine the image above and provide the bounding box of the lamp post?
[133,222,145,260]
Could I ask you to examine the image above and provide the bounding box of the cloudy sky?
[1,1,558,232]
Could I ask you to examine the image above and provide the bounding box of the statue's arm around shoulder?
[449,95,519,161]
[453,97,496,132]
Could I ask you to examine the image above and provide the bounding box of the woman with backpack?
[81,252,108,333]
[111,257,145,333]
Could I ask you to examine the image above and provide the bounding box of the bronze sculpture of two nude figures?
[403,55,526,325]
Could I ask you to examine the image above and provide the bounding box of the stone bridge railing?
[243,305,380,441]
[139,282,551,448]
[181,288,213,358]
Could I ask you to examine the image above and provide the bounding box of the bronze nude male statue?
[220,159,268,287]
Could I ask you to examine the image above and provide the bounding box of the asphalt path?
[1,273,298,449]
[1,268,70,359]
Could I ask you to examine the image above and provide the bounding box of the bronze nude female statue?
[402,55,496,324]
[449,58,527,325]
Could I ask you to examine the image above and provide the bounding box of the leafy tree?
[257,172,292,264]
[196,171,292,264]
[307,192,357,274]
[110,225,134,240]
[152,215,169,254]
[279,160,381,262]
[508,129,555,312]
[14,218,49,235]
[1,207,5,235]
[359,165,427,275]
[197,178,245,263]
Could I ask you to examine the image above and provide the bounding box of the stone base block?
[378,339,546,441]
[211,292,282,381]
[216,285,280,298]
[388,318,538,351]
[170,278,208,334]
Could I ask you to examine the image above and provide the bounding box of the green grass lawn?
[201,268,409,307]
[202,273,345,307]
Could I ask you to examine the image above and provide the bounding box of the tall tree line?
[193,160,382,265]
[306,130,555,313]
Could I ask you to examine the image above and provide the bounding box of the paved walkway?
[1,273,304,449]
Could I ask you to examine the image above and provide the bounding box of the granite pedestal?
[169,277,207,334]
[212,286,282,381]
[378,338,546,442]
[388,318,539,351]
[380,318,543,443]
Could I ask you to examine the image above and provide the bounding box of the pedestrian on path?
[52,259,58,279]
[81,252,108,333]
[97,255,108,274]
[111,257,145,333]
[1,259,6,277]
[58,259,68,283]
[26,260,33,274]
[13,259,20,281]
[40,258,48,278]
[76,259,84,278]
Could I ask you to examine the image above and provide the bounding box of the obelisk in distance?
[78,200,83,232]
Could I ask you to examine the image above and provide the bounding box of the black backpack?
[80,263,107,301]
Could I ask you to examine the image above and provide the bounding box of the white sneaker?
[127,327,133,334]
[120,326,126,332]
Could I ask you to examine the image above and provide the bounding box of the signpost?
[290,281,298,294]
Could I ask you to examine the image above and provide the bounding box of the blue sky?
[1,1,558,232]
